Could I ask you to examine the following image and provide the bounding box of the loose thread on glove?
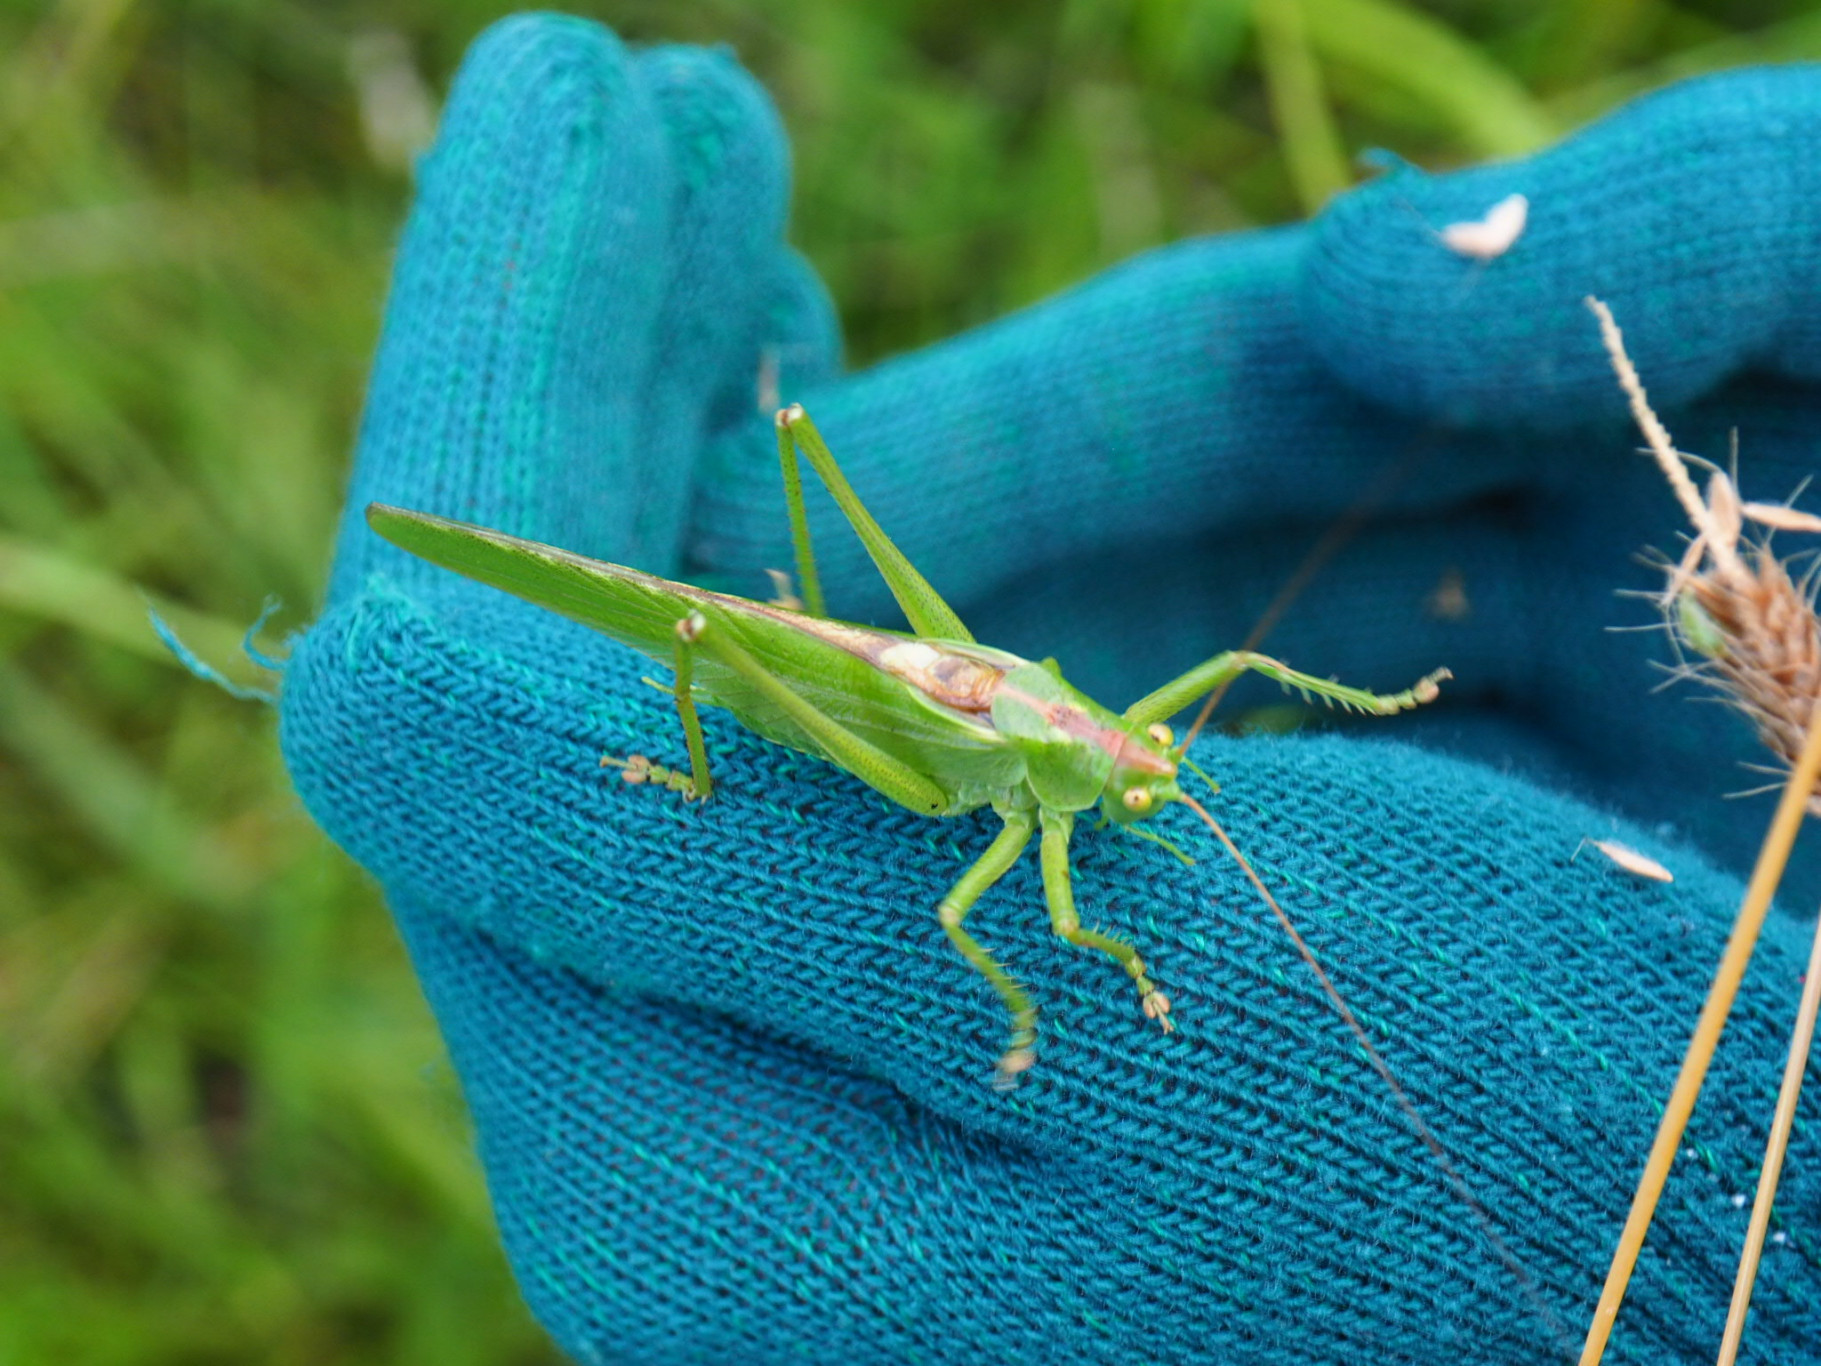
[147,596,284,704]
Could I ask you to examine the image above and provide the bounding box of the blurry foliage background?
[5,1,1821,1360]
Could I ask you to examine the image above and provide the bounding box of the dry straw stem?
[1715,919,1821,1364]
[1578,298,1821,1366]
[1589,299,1821,798]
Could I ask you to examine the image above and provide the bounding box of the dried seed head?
[1679,550,1821,810]
[1589,297,1821,813]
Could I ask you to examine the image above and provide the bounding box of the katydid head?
[1099,720,1227,826]
[1099,721,1186,825]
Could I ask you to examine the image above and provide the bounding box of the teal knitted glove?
[284,16,1821,1363]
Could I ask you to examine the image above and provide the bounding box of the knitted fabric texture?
[283,18,1821,1364]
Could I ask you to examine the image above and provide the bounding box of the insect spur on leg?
[367,404,1449,1085]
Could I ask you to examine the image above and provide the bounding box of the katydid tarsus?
[367,403,1450,1087]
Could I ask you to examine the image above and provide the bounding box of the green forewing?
[366,505,1025,810]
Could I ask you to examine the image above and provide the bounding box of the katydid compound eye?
[1146,723,1173,747]
[1122,787,1152,813]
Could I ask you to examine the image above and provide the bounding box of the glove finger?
[397,886,1470,1365]
[693,69,1821,663]
[757,245,843,397]
[395,888,1312,1364]
[690,230,1537,626]
[621,44,798,575]
[1302,65,1821,429]
[386,891,950,1362]
[1153,734,1821,1363]
[328,15,673,606]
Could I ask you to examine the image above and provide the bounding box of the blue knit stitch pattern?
[284,17,1821,1364]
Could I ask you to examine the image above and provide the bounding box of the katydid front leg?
[1038,808,1175,1034]
[668,615,715,798]
[616,610,954,811]
[1122,650,1450,729]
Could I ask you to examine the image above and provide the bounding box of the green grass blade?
[1304,0,1559,155]
[0,531,256,672]
[1253,0,1352,213]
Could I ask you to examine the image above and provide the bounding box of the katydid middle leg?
[1037,808,1175,1034]
[1122,650,1451,730]
[663,609,1048,1084]
[602,619,718,800]
[936,809,1039,1088]
[612,610,954,814]
[672,611,950,816]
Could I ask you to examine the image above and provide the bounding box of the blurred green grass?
[4,2,1821,1360]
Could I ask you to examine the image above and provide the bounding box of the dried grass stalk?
[1580,297,1821,1366]
[1590,298,1821,809]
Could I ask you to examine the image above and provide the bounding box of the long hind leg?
[775,404,974,643]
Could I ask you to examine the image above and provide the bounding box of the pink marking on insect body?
[1439,192,1528,260]
[1112,729,1177,776]
[995,684,1176,774]
[874,640,1001,713]
[1005,689,1106,745]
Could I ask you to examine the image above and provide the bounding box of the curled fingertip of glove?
[759,245,843,393]
[333,15,674,601]
[616,44,805,570]
[637,41,800,382]
[639,44,789,222]
[335,16,818,604]
[1302,65,1821,430]
[424,15,663,204]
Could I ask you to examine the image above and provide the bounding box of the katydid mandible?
[367,404,1449,1085]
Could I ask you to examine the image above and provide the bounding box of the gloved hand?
[282,15,1821,1363]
